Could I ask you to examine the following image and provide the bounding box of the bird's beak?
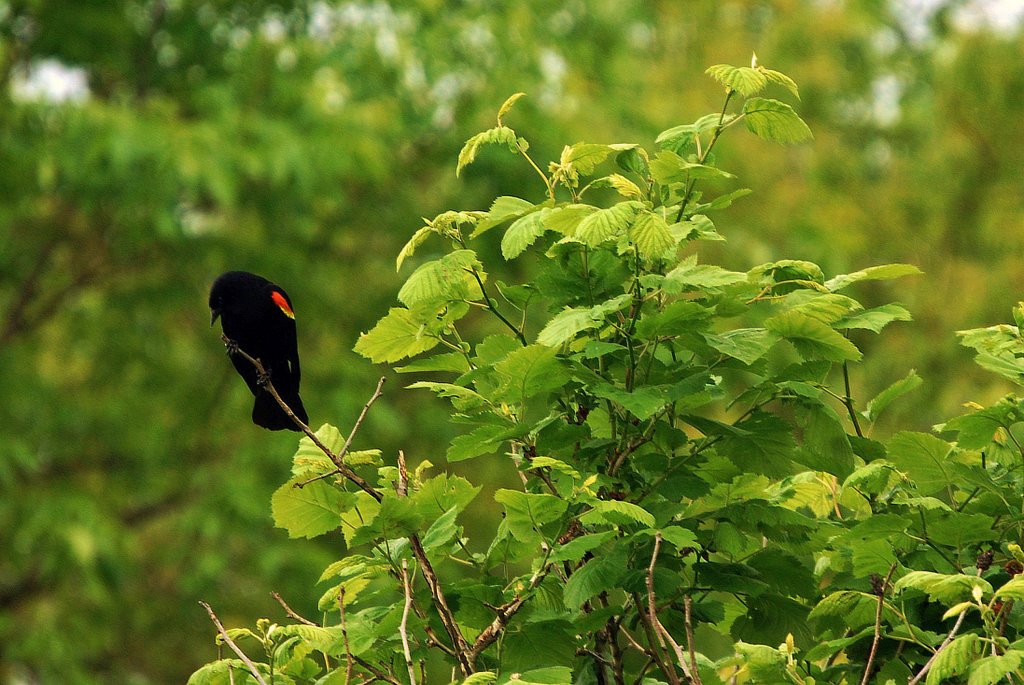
[210,308,221,327]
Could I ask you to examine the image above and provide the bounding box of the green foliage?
[187,59,1024,685]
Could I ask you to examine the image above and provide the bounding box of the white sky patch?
[11,58,89,104]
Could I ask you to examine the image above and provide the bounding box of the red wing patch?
[271,291,295,319]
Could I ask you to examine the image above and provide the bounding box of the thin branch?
[400,560,418,685]
[469,268,528,345]
[338,588,356,685]
[842,361,865,438]
[683,595,703,685]
[396,451,474,674]
[271,591,317,627]
[646,534,692,685]
[469,545,555,662]
[908,609,968,685]
[860,564,897,685]
[198,601,269,685]
[223,335,384,502]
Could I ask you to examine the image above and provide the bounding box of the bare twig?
[295,375,388,488]
[909,610,968,685]
[646,533,695,684]
[400,560,418,685]
[271,591,317,626]
[860,565,897,685]
[223,335,384,501]
[198,601,269,685]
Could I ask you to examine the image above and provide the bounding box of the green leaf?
[579,500,655,527]
[742,97,812,144]
[542,204,597,236]
[457,126,517,176]
[397,249,481,307]
[650,149,735,184]
[394,351,472,374]
[994,576,1024,601]
[630,210,676,259]
[605,173,644,199]
[494,489,568,543]
[561,142,619,176]
[291,423,346,477]
[575,201,643,246]
[396,225,434,272]
[494,344,571,403]
[887,431,954,496]
[447,423,516,462]
[420,506,459,551]
[835,303,912,333]
[591,383,667,420]
[551,531,616,563]
[968,652,1022,685]
[497,92,526,123]
[795,403,855,479]
[636,301,713,337]
[664,259,749,291]
[537,294,631,347]
[471,196,536,238]
[825,263,923,291]
[354,307,442,363]
[927,634,981,685]
[563,545,628,609]
[272,478,355,539]
[502,208,551,259]
[894,571,992,604]
[764,311,862,361]
[863,369,922,422]
[735,642,788,683]
[705,64,769,96]
[761,68,800,99]
[703,328,778,365]
[460,673,498,685]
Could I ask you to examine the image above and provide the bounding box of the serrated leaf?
[291,423,346,477]
[494,489,568,543]
[591,383,667,420]
[542,204,597,236]
[561,143,618,176]
[703,328,778,365]
[835,303,912,333]
[394,351,472,374]
[457,126,518,176]
[354,307,441,363]
[494,344,571,403]
[447,423,516,462]
[706,64,769,96]
[579,500,655,527]
[420,506,459,550]
[650,149,735,184]
[968,652,1022,685]
[764,311,862,362]
[272,478,355,539]
[894,571,992,604]
[760,68,800,99]
[563,546,628,609]
[927,634,981,685]
[497,92,526,123]
[887,431,954,496]
[502,208,551,259]
[471,196,536,238]
[742,97,812,144]
[825,263,923,291]
[396,226,434,272]
[397,249,481,307]
[537,294,631,347]
[994,576,1024,601]
[406,381,489,407]
[863,369,922,422]
[606,173,644,199]
[550,531,616,563]
[664,259,749,291]
[575,201,642,246]
[630,210,676,259]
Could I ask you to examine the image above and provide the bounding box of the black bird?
[209,271,309,431]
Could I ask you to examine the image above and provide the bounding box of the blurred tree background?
[0,0,1021,682]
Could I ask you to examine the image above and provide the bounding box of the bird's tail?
[253,389,309,431]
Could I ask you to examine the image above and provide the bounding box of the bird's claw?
[223,337,240,356]
[256,369,272,387]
